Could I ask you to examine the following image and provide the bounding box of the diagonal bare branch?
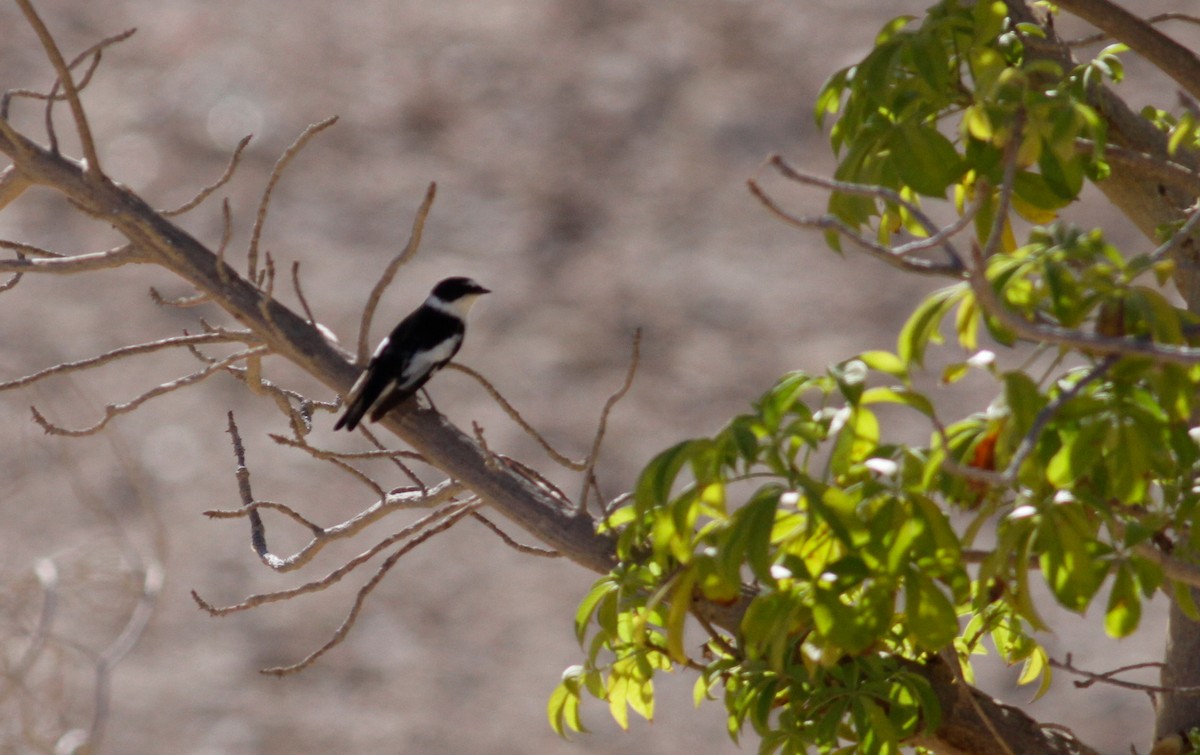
[355,181,437,364]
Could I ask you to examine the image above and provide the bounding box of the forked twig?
[204,479,466,572]
[1050,654,1195,695]
[192,500,475,618]
[14,0,105,172]
[0,331,258,392]
[30,346,267,436]
[356,181,437,364]
[260,501,478,676]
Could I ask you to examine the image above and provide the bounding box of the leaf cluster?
[556,1,1200,752]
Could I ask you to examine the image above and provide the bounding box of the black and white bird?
[334,276,490,431]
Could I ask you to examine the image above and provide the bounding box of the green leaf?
[1002,371,1046,438]
[892,124,963,197]
[636,440,698,508]
[549,669,587,736]
[861,386,935,417]
[1105,563,1142,637]
[575,577,618,643]
[859,349,909,379]
[905,570,959,650]
[898,285,966,366]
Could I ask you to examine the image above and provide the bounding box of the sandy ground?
[0,2,1194,753]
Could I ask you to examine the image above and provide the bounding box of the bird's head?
[428,276,490,318]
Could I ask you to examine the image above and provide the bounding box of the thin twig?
[448,362,585,469]
[1050,654,1195,694]
[30,346,267,436]
[162,134,253,216]
[148,288,211,307]
[747,179,965,276]
[0,331,258,392]
[292,260,318,324]
[357,424,428,490]
[247,116,338,280]
[201,479,466,573]
[260,501,479,675]
[578,328,641,515]
[225,411,271,564]
[471,512,561,557]
[1066,12,1200,46]
[0,244,142,273]
[269,433,387,499]
[15,0,104,172]
[767,154,968,270]
[205,499,323,533]
[356,181,437,364]
[193,500,475,615]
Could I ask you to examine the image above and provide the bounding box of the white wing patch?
[371,336,391,358]
[398,333,462,388]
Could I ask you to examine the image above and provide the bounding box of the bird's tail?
[333,396,369,431]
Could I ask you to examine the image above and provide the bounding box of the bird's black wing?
[333,306,464,430]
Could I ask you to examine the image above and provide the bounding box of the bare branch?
[1068,12,1200,47]
[205,499,324,533]
[0,331,258,392]
[269,432,387,499]
[471,512,561,557]
[247,116,338,280]
[0,165,32,211]
[1051,654,1197,695]
[30,346,267,436]
[193,499,475,616]
[0,244,142,273]
[355,423,429,490]
[14,0,106,173]
[1054,0,1200,103]
[203,479,467,572]
[1077,140,1200,199]
[148,288,211,308]
[448,362,585,469]
[356,181,437,364]
[260,501,478,676]
[161,133,253,217]
[578,328,640,515]
[765,154,969,271]
[291,260,318,324]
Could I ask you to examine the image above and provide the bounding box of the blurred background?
[0,1,1193,753]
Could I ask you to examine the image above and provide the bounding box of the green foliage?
[553,1,1200,751]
